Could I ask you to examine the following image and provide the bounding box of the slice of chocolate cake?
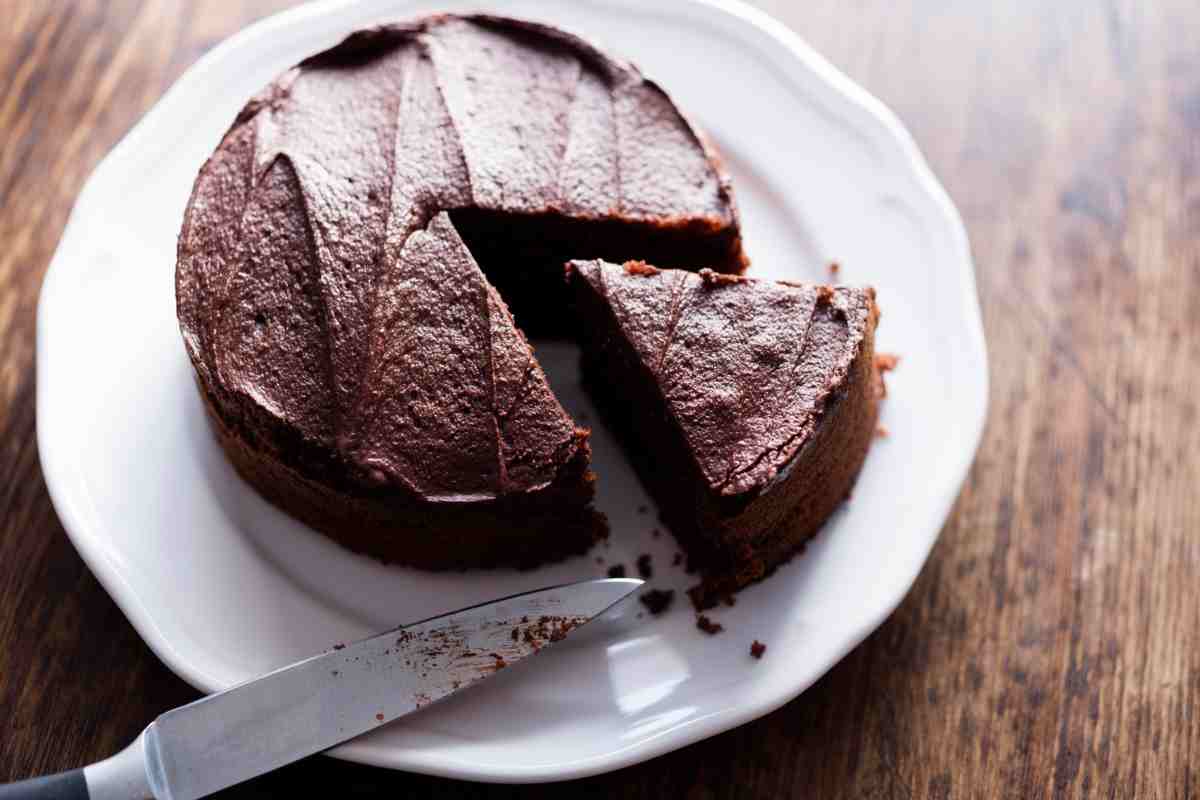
[566,260,882,608]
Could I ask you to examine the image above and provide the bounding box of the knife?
[0,578,643,799]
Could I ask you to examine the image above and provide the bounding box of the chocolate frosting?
[567,261,877,497]
[176,15,741,500]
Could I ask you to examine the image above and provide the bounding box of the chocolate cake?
[566,260,882,608]
[175,15,745,568]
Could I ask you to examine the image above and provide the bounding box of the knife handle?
[0,770,88,800]
[0,733,153,800]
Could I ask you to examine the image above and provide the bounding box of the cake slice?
[566,260,882,608]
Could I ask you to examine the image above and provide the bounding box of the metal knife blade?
[69,578,643,800]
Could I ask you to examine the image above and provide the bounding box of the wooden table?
[2,1,1198,796]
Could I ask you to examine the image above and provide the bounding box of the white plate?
[37,0,987,784]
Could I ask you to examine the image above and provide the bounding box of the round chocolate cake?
[175,14,747,569]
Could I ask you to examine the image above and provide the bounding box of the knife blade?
[0,578,643,800]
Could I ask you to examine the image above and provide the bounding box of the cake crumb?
[624,260,659,277]
[375,713,385,722]
[698,268,744,286]
[636,554,653,579]
[639,589,674,615]
[876,424,890,438]
[875,353,900,372]
[828,261,840,276]
[607,564,627,578]
[723,594,737,607]
[672,552,683,567]
[750,640,767,659]
[696,615,724,635]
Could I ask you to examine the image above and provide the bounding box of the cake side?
[567,259,881,607]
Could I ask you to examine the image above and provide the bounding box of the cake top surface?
[176,14,740,499]
[568,260,877,497]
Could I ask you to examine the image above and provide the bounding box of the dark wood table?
[3,1,1198,796]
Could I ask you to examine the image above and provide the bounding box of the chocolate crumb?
[637,504,649,514]
[723,594,737,607]
[750,640,767,659]
[375,713,385,722]
[607,564,627,578]
[331,670,339,677]
[875,353,900,372]
[636,554,653,579]
[639,588,674,615]
[332,643,345,651]
[696,615,724,635]
[651,528,661,539]
[511,628,520,641]
[698,267,744,286]
[520,615,529,623]
[624,260,659,277]
[595,556,605,565]
[672,552,683,566]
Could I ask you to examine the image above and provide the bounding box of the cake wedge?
[566,260,883,608]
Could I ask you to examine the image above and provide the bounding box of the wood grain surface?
[2,1,1198,797]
